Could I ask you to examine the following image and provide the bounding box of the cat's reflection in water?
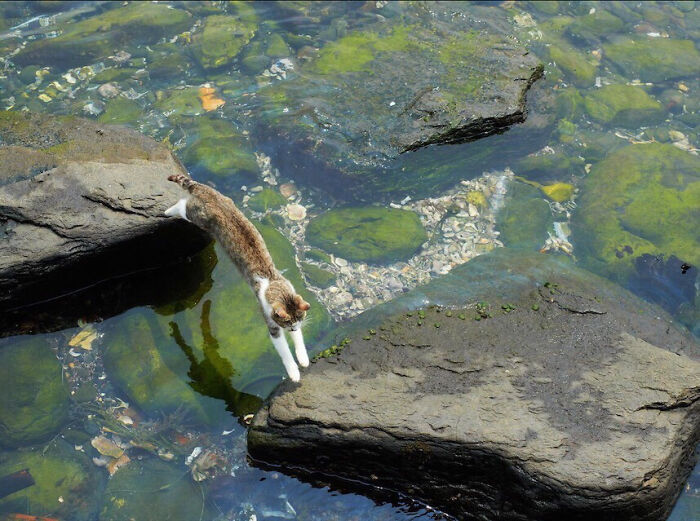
[169,299,262,421]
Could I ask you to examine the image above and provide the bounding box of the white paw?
[286,364,301,382]
[297,350,310,368]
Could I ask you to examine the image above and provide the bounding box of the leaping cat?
[165,174,310,382]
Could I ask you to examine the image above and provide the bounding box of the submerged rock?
[0,440,102,521]
[306,207,427,264]
[100,458,210,521]
[603,37,700,83]
[13,2,192,69]
[249,249,700,521]
[190,11,257,70]
[573,143,698,285]
[247,188,286,212]
[0,110,209,309]
[496,180,552,250]
[0,336,69,447]
[256,3,542,197]
[583,85,665,128]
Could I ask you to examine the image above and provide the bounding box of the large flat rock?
[249,250,700,521]
[0,110,209,310]
[256,3,542,198]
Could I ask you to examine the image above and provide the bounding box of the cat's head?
[266,280,310,328]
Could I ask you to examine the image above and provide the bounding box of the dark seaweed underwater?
[0,1,698,520]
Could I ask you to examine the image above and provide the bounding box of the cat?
[165,174,310,382]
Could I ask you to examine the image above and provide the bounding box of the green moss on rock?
[0,440,100,521]
[183,116,257,176]
[98,97,142,125]
[604,38,700,82]
[191,14,257,69]
[266,33,291,58]
[566,10,624,42]
[516,150,585,182]
[247,188,286,212]
[497,181,553,250]
[100,458,208,521]
[93,67,138,83]
[306,207,427,264]
[155,87,202,116]
[573,143,700,283]
[0,337,69,448]
[14,3,192,68]
[584,85,665,128]
[301,262,336,289]
[548,38,597,84]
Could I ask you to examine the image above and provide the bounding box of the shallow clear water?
[0,1,698,520]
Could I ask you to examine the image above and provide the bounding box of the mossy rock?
[0,441,101,521]
[573,143,700,284]
[516,150,585,182]
[306,207,427,264]
[301,262,336,289]
[148,45,195,81]
[554,88,585,120]
[247,188,286,212]
[92,67,138,83]
[566,10,624,43]
[497,181,553,250]
[604,37,700,83]
[547,37,597,85]
[99,458,209,521]
[103,312,219,426]
[240,40,270,75]
[0,336,69,448]
[541,182,574,203]
[266,33,291,58]
[306,248,333,265]
[97,97,142,126]
[190,14,257,69]
[155,87,202,116]
[14,3,192,69]
[583,85,665,128]
[183,116,257,177]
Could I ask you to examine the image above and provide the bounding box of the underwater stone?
[583,84,665,128]
[97,97,142,125]
[306,207,427,264]
[250,248,700,521]
[0,337,69,447]
[0,110,209,309]
[497,180,553,250]
[573,143,699,285]
[247,188,286,212]
[13,3,192,69]
[183,115,258,177]
[190,13,257,70]
[100,458,210,521]
[256,3,541,195]
[604,37,700,83]
[0,440,101,521]
[301,262,336,289]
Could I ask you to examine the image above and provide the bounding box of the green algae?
[497,180,553,250]
[548,37,597,84]
[191,14,257,70]
[516,150,585,182]
[184,116,258,177]
[583,84,665,128]
[306,207,427,264]
[247,188,286,212]
[155,87,202,116]
[14,3,192,68]
[93,67,138,83]
[100,458,209,521]
[0,441,101,521]
[98,97,142,126]
[566,10,624,42]
[0,337,69,448]
[266,33,291,58]
[604,38,700,82]
[555,88,585,120]
[301,262,336,289]
[306,248,333,265]
[573,143,700,284]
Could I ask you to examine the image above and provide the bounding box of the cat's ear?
[294,295,310,311]
[273,305,290,320]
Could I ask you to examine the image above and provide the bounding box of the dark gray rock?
[0,110,209,309]
[249,249,700,521]
[256,3,542,199]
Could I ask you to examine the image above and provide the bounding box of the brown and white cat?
[165,174,310,382]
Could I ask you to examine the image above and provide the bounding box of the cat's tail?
[168,173,198,193]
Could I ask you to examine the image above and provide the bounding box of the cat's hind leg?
[289,327,309,368]
[269,325,300,382]
[164,198,190,221]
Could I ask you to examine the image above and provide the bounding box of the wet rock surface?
[0,110,210,309]
[257,2,542,197]
[249,249,700,521]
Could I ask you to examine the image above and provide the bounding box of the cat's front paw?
[297,350,310,368]
[286,364,301,382]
